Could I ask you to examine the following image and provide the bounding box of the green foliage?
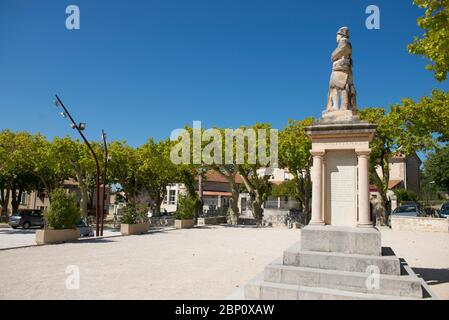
[271,180,296,198]
[120,203,149,224]
[138,139,181,214]
[51,137,101,217]
[237,123,276,224]
[359,102,436,225]
[44,188,81,229]
[175,194,197,220]
[0,130,44,215]
[398,90,449,143]
[394,189,418,203]
[423,145,449,194]
[278,118,314,214]
[108,141,143,205]
[408,0,449,82]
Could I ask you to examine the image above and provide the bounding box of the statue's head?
[336,27,349,42]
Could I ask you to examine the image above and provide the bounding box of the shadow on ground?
[412,267,449,286]
[0,228,37,235]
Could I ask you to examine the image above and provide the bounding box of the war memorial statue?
[326,26,357,113]
[242,27,429,300]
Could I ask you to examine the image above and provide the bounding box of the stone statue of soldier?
[326,27,357,112]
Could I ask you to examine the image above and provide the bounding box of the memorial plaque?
[326,150,356,226]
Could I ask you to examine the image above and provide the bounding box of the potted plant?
[120,204,150,235]
[36,189,81,245]
[174,195,196,229]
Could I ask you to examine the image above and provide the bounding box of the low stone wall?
[149,217,174,227]
[391,216,449,233]
[263,209,290,227]
[197,216,227,226]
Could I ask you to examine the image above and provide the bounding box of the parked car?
[76,219,94,237]
[392,204,425,217]
[8,209,45,229]
[440,202,449,218]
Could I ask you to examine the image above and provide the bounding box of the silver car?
[76,219,94,237]
[392,204,425,217]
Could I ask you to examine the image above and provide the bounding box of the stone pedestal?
[243,224,426,299]
[243,114,428,300]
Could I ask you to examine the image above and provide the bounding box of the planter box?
[197,217,218,226]
[35,229,80,245]
[175,219,195,229]
[121,222,150,235]
[197,216,227,226]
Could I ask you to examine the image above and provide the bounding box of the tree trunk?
[79,185,89,218]
[239,170,265,226]
[0,188,10,219]
[154,194,163,215]
[375,191,388,226]
[251,192,264,226]
[304,169,312,222]
[11,188,23,214]
[229,182,240,225]
[371,155,390,226]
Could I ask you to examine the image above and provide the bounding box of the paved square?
[0,226,447,299]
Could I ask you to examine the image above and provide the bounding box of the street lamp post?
[101,129,109,237]
[54,94,102,237]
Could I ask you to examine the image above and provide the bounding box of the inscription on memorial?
[326,150,356,226]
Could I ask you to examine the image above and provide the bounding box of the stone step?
[300,225,382,256]
[245,278,417,300]
[263,263,422,298]
[283,242,401,275]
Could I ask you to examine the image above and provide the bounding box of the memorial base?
[243,226,430,300]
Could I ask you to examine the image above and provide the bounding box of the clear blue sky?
[0,0,448,146]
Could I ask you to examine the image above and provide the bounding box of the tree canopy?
[408,0,449,82]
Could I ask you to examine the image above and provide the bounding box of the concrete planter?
[120,222,150,235]
[175,219,195,229]
[35,229,80,245]
[197,216,227,226]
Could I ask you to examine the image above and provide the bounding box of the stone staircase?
[244,225,427,300]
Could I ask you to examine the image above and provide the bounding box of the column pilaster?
[357,151,372,227]
[310,151,325,225]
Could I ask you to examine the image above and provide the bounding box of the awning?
[202,191,232,197]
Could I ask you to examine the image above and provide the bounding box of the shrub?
[174,194,197,220]
[394,189,417,203]
[120,203,149,224]
[44,189,81,229]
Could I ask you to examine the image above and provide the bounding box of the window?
[168,190,176,205]
[241,197,247,211]
[19,193,27,205]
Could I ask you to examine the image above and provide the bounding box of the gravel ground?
[380,228,449,299]
[0,226,447,300]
